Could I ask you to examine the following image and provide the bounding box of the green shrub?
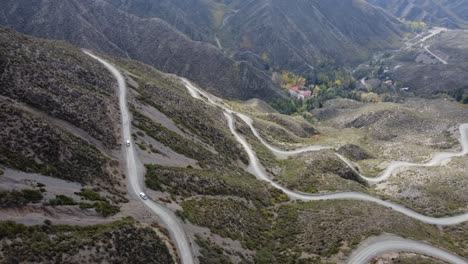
[21,189,43,203]
[137,143,147,151]
[94,202,120,217]
[77,189,106,201]
[48,195,77,206]
[0,189,43,208]
[0,169,4,175]
[78,203,94,209]
[0,221,27,239]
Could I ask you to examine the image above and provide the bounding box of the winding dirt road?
[347,235,467,264]
[84,51,194,264]
[182,77,468,263]
[81,51,466,263]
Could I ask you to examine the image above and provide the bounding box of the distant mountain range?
[0,0,280,100]
[0,0,407,99]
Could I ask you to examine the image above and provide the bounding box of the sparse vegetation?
[145,165,287,207]
[0,101,119,192]
[133,111,218,167]
[195,235,232,264]
[73,189,120,217]
[182,197,468,262]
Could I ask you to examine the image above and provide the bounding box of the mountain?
[105,0,217,42]
[368,0,468,29]
[0,0,407,89]
[389,29,468,97]
[0,0,281,100]
[219,0,405,70]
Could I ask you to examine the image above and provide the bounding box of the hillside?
[0,0,281,100]
[363,28,468,98]
[105,0,217,42]
[368,0,468,29]
[220,0,405,70]
[0,28,122,192]
[0,0,409,92]
[1,2,467,263]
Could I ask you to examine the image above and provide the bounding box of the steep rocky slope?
[0,0,281,100]
[105,0,217,42]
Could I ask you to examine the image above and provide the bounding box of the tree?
[261,52,269,62]
[313,86,321,98]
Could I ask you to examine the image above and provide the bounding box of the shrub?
[0,189,43,207]
[48,195,77,206]
[94,202,120,217]
[78,202,95,209]
[21,189,43,203]
[0,221,27,239]
[77,189,106,201]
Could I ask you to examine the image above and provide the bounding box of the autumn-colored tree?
[313,85,321,97]
[360,92,380,103]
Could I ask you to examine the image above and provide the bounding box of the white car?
[126,140,131,147]
[139,192,148,200]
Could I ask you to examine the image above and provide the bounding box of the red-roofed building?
[300,90,312,97]
[290,86,299,92]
